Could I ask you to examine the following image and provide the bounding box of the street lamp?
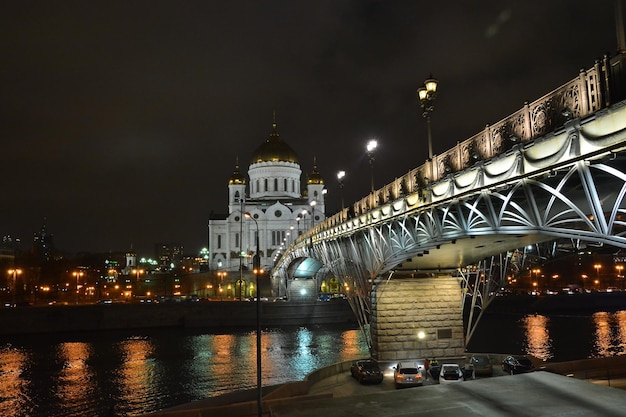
[417,76,439,160]
[310,200,317,228]
[244,211,262,417]
[72,271,84,304]
[8,268,22,307]
[366,139,378,193]
[337,170,346,210]
[594,264,602,289]
[132,269,144,298]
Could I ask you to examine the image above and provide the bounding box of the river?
[2,309,626,416]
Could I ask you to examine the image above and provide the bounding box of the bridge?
[271,50,626,362]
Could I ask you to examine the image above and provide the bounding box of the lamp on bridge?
[418,76,439,160]
[244,211,263,417]
[366,139,378,193]
[337,170,346,210]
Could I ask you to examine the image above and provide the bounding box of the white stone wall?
[371,275,465,361]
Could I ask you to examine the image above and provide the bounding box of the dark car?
[501,355,535,374]
[469,354,493,377]
[350,359,384,384]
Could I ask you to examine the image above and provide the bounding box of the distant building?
[33,222,56,262]
[207,118,326,297]
[155,243,184,271]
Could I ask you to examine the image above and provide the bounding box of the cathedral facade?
[207,119,326,298]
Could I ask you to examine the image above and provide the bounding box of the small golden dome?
[229,162,246,185]
[251,121,299,164]
[307,158,324,184]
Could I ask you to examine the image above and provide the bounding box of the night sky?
[1,1,620,256]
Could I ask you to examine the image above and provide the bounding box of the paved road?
[270,361,626,417]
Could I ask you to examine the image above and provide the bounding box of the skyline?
[1,1,621,255]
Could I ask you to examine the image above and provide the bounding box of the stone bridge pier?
[370,275,465,361]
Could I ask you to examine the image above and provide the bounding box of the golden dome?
[251,122,299,164]
[228,161,246,185]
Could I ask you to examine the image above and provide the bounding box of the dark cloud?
[0,0,620,255]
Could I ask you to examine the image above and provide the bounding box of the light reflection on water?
[592,311,626,357]
[521,315,553,361]
[513,310,626,362]
[0,327,368,417]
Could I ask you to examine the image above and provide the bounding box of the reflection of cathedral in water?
[208,117,338,299]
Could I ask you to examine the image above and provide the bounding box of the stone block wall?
[370,275,465,361]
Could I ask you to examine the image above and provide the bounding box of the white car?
[393,362,424,388]
[438,363,464,384]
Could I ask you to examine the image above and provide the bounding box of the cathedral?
[207,118,326,298]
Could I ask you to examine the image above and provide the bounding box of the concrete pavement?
[273,370,626,417]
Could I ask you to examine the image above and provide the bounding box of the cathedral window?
[271,230,286,246]
[264,179,268,191]
[234,190,240,202]
[256,180,260,193]
[284,178,287,190]
[217,235,222,249]
[274,178,278,191]
[235,232,239,248]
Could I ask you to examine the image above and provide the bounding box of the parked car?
[393,362,423,388]
[469,354,493,376]
[350,359,384,384]
[438,363,464,383]
[501,355,535,374]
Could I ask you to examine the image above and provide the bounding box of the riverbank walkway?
[146,355,626,417]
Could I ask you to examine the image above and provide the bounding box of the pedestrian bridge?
[272,51,626,361]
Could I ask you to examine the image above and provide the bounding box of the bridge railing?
[312,53,626,234]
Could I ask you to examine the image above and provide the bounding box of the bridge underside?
[393,233,549,272]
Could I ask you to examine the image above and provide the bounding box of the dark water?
[0,326,368,417]
[467,310,626,362]
[2,310,626,417]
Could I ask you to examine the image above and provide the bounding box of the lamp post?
[301,209,308,231]
[337,170,345,211]
[217,271,226,300]
[72,271,84,304]
[310,200,317,228]
[8,268,22,307]
[132,269,144,298]
[244,211,262,417]
[594,264,602,289]
[417,76,439,160]
[366,139,378,193]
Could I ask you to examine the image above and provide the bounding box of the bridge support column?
[370,275,465,361]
